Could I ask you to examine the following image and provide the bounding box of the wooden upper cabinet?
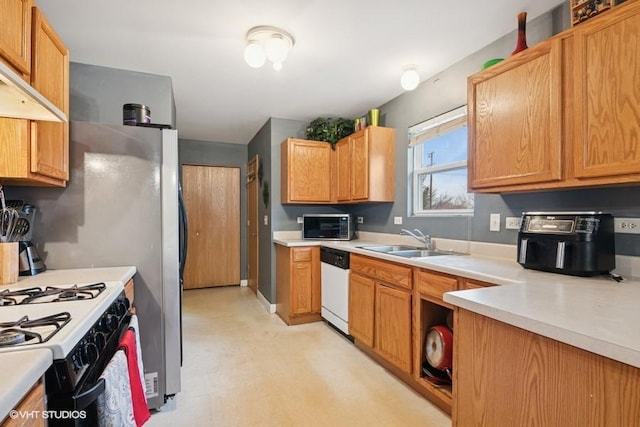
[0,0,33,76]
[336,126,395,202]
[281,138,333,203]
[468,38,563,190]
[573,1,640,181]
[30,7,70,182]
[0,6,69,187]
[335,137,351,201]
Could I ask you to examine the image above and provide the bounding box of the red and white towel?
[119,328,151,426]
[96,350,136,427]
[128,314,147,402]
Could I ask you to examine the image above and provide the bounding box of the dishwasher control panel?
[320,247,350,269]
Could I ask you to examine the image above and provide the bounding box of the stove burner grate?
[14,282,107,305]
[0,312,71,347]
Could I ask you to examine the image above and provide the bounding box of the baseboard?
[257,289,276,314]
[240,279,248,287]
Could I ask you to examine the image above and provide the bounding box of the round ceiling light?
[400,65,420,91]
[244,26,295,70]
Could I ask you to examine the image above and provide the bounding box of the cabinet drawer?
[351,254,412,290]
[415,269,458,301]
[292,247,312,262]
[463,278,496,289]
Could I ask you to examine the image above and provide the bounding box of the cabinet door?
[335,137,351,201]
[291,248,313,314]
[350,131,369,200]
[0,0,32,75]
[468,39,563,190]
[30,7,69,181]
[349,272,375,347]
[282,139,332,203]
[573,2,640,180]
[375,283,412,373]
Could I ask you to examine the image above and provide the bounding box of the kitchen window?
[408,105,474,216]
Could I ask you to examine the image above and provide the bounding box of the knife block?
[0,242,19,285]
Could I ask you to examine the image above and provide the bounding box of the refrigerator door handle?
[178,186,188,279]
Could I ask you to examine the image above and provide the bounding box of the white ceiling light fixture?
[244,26,295,71]
[400,65,420,91]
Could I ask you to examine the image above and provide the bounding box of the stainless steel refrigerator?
[8,121,185,410]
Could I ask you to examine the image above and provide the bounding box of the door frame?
[246,155,259,294]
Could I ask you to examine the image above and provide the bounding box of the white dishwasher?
[320,247,351,337]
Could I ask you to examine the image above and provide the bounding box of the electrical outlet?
[394,216,403,225]
[505,216,522,230]
[263,215,269,226]
[357,216,364,224]
[297,217,303,224]
[489,213,501,232]
[614,218,640,234]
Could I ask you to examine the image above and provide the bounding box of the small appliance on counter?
[517,211,615,277]
[7,201,46,276]
[302,213,355,240]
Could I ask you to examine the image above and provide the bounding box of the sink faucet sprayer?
[400,229,432,250]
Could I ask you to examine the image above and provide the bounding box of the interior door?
[182,164,240,288]
[247,155,259,294]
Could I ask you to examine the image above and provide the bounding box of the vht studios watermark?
[9,409,87,420]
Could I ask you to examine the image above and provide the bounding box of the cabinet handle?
[556,241,566,269]
[518,239,529,264]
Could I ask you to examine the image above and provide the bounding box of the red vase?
[511,12,528,56]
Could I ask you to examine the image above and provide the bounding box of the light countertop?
[0,349,52,422]
[13,266,136,287]
[0,266,137,421]
[274,234,640,369]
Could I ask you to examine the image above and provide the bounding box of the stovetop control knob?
[91,330,106,353]
[82,341,99,365]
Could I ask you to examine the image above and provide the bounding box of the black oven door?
[46,312,132,427]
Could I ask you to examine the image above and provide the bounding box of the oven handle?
[49,378,106,411]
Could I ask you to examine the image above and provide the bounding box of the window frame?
[408,105,473,217]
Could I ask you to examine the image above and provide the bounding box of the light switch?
[490,213,500,232]
[297,217,303,224]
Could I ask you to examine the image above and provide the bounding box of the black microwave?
[302,214,355,240]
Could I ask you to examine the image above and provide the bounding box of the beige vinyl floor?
[146,286,451,427]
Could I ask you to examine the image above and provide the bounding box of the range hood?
[0,60,67,122]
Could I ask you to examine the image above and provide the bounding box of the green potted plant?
[306,117,354,149]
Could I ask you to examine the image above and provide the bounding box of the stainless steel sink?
[359,245,466,258]
[388,249,451,258]
[358,245,422,253]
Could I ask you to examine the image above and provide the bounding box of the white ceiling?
[37,0,565,144]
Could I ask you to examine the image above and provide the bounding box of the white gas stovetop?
[0,280,124,359]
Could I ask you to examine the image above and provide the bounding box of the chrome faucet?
[400,228,432,250]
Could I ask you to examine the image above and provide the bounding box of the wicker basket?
[570,0,627,26]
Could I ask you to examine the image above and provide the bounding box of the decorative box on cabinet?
[275,245,322,325]
[336,126,395,202]
[0,6,69,187]
[281,138,333,203]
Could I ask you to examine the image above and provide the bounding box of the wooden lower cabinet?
[2,379,45,427]
[374,283,412,373]
[349,254,413,371]
[453,308,640,427]
[275,245,322,325]
[348,272,375,347]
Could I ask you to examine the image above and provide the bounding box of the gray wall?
[70,62,176,127]
[179,139,248,280]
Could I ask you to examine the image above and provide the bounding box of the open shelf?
[416,297,453,399]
